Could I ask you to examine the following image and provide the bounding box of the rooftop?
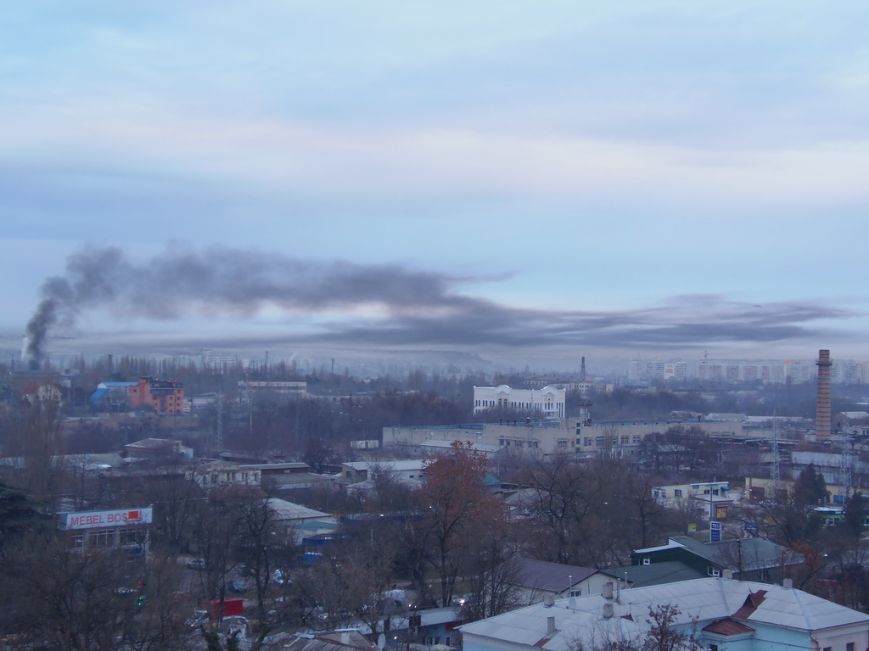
[342,459,427,472]
[460,577,869,650]
[668,536,804,573]
[603,561,705,588]
[267,498,332,521]
[510,557,599,593]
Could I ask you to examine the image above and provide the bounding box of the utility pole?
[216,372,224,453]
[771,411,780,503]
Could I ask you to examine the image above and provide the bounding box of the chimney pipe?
[816,349,832,439]
[602,581,614,600]
[603,602,614,619]
[547,615,556,635]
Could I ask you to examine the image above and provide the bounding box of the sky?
[2,2,869,366]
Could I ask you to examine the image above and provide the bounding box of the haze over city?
[8,4,869,649]
[3,2,869,366]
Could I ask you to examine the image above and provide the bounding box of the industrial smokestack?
[815,349,832,439]
[580,356,587,382]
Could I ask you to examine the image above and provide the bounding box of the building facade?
[473,385,565,420]
[384,418,746,459]
[128,377,184,414]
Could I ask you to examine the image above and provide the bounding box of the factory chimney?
[580,356,587,382]
[815,349,832,439]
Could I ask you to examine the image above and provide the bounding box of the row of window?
[71,527,146,548]
[497,439,539,449]
[580,435,642,447]
[474,399,559,410]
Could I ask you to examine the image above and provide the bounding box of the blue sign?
[710,521,722,542]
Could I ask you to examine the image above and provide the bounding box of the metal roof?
[266,498,332,522]
[342,460,426,472]
[603,561,705,588]
[460,577,869,650]
[510,557,599,593]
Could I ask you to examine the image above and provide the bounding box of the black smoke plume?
[25,244,848,360]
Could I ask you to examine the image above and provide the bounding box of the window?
[846,644,854,651]
[584,437,592,447]
[91,528,114,547]
[709,645,718,651]
[822,647,832,651]
[674,489,683,498]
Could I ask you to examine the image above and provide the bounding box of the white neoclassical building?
[473,385,565,420]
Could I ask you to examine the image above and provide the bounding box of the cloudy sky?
[2,2,869,364]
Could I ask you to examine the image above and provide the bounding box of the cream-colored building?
[473,385,565,420]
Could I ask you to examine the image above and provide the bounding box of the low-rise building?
[632,536,803,583]
[508,557,614,604]
[652,481,732,520]
[240,462,334,492]
[384,417,746,460]
[122,437,193,462]
[59,506,152,556]
[267,497,337,545]
[460,577,869,651]
[340,460,427,484]
[238,380,307,401]
[186,461,262,489]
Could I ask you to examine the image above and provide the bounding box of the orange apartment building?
[128,377,185,414]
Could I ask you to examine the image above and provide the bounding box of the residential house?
[508,557,615,604]
[632,536,803,582]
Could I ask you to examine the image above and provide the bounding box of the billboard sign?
[710,520,721,543]
[62,507,153,530]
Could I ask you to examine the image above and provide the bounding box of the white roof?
[266,498,332,522]
[460,578,869,650]
[342,460,426,472]
[419,440,501,453]
[633,539,684,554]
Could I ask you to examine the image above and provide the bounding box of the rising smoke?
[24,244,476,364]
[25,244,847,363]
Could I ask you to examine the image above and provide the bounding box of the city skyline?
[2,3,869,362]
